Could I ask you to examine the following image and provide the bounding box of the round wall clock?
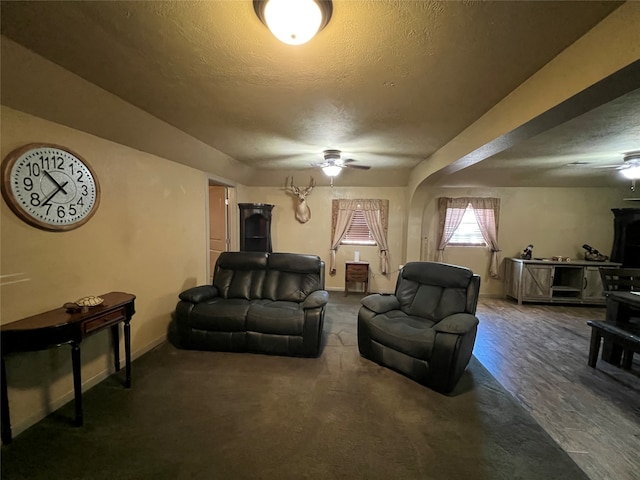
[1,143,100,231]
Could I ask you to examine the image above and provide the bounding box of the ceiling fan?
[311,149,371,185]
[595,151,640,175]
[594,151,640,190]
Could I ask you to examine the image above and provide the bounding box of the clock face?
[1,144,100,231]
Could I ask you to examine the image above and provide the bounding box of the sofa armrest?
[361,294,401,314]
[302,290,329,309]
[178,285,218,303]
[433,313,479,335]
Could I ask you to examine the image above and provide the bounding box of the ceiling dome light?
[254,0,332,45]
[322,165,342,177]
[622,164,640,180]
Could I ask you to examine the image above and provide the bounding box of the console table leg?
[111,324,120,372]
[1,356,12,444]
[71,343,83,427]
[124,320,132,388]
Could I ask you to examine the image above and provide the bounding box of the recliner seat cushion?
[188,298,254,331]
[247,301,305,335]
[368,312,437,359]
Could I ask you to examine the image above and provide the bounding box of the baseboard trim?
[10,335,167,439]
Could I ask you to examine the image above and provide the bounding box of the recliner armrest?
[361,294,401,314]
[302,290,329,309]
[433,313,479,335]
[178,285,218,303]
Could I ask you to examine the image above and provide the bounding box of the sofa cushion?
[367,311,437,360]
[188,298,254,331]
[214,252,268,299]
[246,301,305,335]
[263,253,323,301]
[397,262,472,320]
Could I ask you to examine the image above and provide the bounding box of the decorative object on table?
[1,143,100,231]
[520,244,534,260]
[64,296,104,312]
[583,244,609,262]
[285,176,315,223]
[552,256,572,262]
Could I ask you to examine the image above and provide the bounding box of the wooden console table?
[1,291,136,444]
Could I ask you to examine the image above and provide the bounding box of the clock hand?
[43,170,68,195]
[41,181,69,207]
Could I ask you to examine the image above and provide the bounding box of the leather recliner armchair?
[357,261,481,393]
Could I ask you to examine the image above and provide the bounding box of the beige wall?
[1,107,208,435]
[237,185,408,293]
[419,186,629,296]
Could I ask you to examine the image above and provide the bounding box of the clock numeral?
[76,171,84,182]
[26,162,41,176]
[23,178,34,191]
[57,205,66,219]
[77,197,84,207]
[82,185,88,196]
[69,204,77,216]
[37,156,64,170]
[30,193,41,207]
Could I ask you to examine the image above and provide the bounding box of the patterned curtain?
[361,200,390,275]
[470,197,501,279]
[436,197,468,261]
[329,199,358,274]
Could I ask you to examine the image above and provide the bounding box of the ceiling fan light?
[255,0,331,46]
[322,165,342,177]
[621,165,640,180]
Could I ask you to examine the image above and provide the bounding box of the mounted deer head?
[286,176,315,223]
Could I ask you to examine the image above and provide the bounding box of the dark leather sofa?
[172,251,328,357]
[358,261,481,393]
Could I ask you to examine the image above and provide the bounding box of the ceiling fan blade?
[342,158,356,164]
[345,164,371,170]
[592,164,624,169]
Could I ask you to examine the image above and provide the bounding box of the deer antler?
[302,176,316,195]
[288,176,301,194]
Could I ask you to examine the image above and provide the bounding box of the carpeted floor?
[1,293,588,480]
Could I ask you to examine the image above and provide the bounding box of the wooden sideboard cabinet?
[504,258,621,305]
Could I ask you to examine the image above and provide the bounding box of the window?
[330,199,390,274]
[341,210,377,245]
[448,204,486,246]
[436,197,501,279]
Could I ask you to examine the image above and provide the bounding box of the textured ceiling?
[1,0,638,187]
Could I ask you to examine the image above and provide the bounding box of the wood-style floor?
[474,298,640,480]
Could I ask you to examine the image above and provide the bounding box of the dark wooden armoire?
[239,203,273,253]
[610,208,640,267]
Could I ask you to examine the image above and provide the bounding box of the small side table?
[345,261,369,296]
[1,292,136,445]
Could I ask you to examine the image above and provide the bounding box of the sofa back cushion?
[214,252,268,300]
[396,262,475,321]
[263,253,324,302]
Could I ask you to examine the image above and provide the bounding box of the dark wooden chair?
[587,267,640,369]
[587,320,640,370]
[599,267,640,292]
